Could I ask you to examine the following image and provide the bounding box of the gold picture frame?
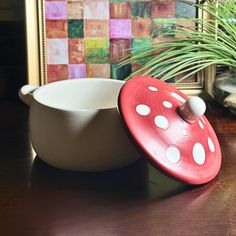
[24,0,215,96]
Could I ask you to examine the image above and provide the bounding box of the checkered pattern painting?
[45,0,196,83]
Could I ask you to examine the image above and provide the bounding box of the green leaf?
[120,0,236,82]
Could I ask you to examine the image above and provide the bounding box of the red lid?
[118,76,221,185]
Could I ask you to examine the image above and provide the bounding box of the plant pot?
[213,67,236,115]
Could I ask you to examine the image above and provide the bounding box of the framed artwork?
[25,0,215,95]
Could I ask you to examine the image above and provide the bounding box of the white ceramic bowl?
[19,79,139,171]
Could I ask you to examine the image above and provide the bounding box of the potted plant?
[120,0,236,113]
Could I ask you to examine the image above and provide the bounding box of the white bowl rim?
[32,78,125,112]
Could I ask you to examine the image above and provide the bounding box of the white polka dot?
[182,129,188,136]
[198,120,204,129]
[171,92,186,103]
[136,104,150,116]
[166,146,181,163]
[163,101,173,108]
[193,143,206,165]
[148,86,158,91]
[154,115,169,129]
[208,137,215,152]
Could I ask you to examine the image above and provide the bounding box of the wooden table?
[0,100,236,236]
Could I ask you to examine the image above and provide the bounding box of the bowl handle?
[18,85,38,106]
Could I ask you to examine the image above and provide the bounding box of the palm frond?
[120,0,236,82]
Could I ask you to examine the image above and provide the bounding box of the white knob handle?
[178,96,206,123]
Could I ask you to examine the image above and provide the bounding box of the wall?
[0,0,26,100]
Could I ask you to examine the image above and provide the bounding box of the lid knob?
[178,96,206,123]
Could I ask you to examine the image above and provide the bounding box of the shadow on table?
[30,156,192,201]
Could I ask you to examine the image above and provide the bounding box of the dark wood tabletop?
[0,100,236,236]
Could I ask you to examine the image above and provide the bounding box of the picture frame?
[24,0,215,96]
